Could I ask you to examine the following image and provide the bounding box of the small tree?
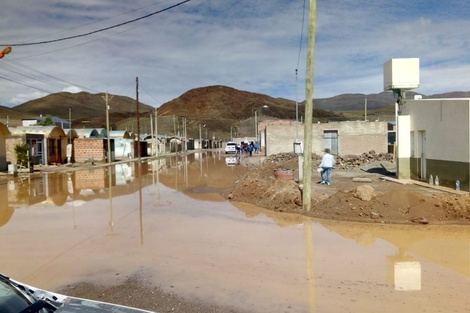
[37,115,54,126]
[14,143,32,167]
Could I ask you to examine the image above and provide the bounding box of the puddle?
[1,152,469,312]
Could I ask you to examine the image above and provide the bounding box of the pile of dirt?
[227,153,470,225]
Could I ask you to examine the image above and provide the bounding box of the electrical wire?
[1,0,192,47]
[296,0,307,73]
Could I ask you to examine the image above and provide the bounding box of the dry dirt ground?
[227,152,470,225]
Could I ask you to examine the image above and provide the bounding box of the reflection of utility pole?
[302,0,317,211]
[303,217,317,312]
[108,165,114,236]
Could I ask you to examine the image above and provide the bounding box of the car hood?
[56,297,154,313]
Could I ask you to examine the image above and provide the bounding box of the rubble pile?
[336,151,394,169]
[263,151,394,170]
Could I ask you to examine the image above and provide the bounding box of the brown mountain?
[154,85,345,139]
[3,86,470,139]
[0,106,35,127]
[12,91,154,129]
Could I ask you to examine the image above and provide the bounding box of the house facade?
[397,98,469,191]
[6,126,68,165]
[263,120,388,156]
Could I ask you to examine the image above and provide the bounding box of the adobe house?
[6,126,67,165]
[0,122,11,171]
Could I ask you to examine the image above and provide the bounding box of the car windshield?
[0,278,31,313]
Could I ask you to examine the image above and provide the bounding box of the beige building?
[263,120,388,156]
[397,98,469,191]
[0,122,11,171]
[6,126,68,165]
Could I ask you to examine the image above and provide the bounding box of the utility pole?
[199,124,202,149]
[150,113,154,155]
[67,107,72,164]
[102,92,113,164]
[254,109,258,142]
[183,117,187,153]
[136,77,141,160]
[364,98,368,121]
[155,108,158,156]
[302,0,317,212]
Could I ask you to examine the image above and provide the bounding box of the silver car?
[0,273,154,313]
[224,141,237,154]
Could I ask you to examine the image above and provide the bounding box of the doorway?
[323,130,338,155]
[418,130,426,180]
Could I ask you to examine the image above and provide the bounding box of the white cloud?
[63,86,82,93]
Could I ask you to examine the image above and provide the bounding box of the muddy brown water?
[1,151,469,312]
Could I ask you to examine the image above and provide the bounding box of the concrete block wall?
[265,120,388,156]
[74,138,105,162]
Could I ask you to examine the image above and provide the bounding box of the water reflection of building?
[0,184,14,227]
[7,172,70,207]
[317,221,470,288]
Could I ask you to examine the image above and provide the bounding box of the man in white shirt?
[319,148,335,185]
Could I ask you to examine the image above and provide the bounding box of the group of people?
[236,141,259,157]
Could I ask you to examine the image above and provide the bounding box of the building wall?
[74,138,105,162]
[265,120,388,156]
[0,135,7,171]
[5,136,24,166]
[399,99,470,190]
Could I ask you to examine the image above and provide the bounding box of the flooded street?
[1,151,470,312]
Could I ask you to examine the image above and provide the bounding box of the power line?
[296,0,307,72]
[0,74,53,94]
[1,0,192,47]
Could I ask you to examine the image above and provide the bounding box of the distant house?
[22,115,71,128]
[76,128,108,138]
[0,122,11,171]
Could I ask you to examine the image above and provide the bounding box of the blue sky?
[1,0,470,108]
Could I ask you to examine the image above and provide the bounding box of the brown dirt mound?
[227,153,470,225]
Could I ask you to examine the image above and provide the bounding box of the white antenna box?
[384,58,420,91]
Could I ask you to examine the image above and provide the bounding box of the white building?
[397,98,469,191]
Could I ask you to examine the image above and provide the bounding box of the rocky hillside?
[2,86,470,138]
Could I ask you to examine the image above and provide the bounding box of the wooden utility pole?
[103,92,113,164]
[364,98,368,121]
[136,77,141,160]
[302,0,317,211]
[155,108,158,156]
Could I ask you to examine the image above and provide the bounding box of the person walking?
[319,148,335,185]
